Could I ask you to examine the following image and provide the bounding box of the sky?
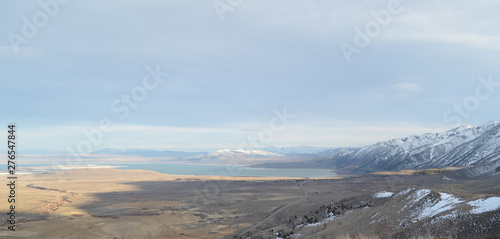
[1,0,500,152]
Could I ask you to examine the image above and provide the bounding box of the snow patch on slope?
[417,193,463,220]
[467,197,500,214]
[305,213,338,227]
[395,187,500,226]
[373,191,394,199]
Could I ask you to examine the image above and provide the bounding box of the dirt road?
[238,181,309,236]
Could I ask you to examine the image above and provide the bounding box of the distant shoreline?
[24,168,344,181]
[4,163,338,178]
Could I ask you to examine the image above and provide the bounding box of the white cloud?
[0,46,45,57]
[390,82,422,97]
[382,8,500,51]
[271,121,442,148]
[384,30,500,51]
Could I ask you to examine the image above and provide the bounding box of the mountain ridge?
[326,121,500,175]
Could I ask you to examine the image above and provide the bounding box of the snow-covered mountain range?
[26,121,499,176]
[328,121,500,174]
[197,149,285,163]
[207,149,283,157]
[260,146,342,155]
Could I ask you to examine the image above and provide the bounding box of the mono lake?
[14,163,337,178]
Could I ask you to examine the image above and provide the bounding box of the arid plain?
[2,167,499,238]
[1,168,335,238]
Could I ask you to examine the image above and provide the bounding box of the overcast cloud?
[1,0,500,151]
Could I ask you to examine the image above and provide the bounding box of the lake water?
[14,163,337,178]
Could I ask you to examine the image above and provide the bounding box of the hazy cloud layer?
[1,0,499,151]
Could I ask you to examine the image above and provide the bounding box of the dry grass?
[3,168,330,238]
[335,234,437,239]
[370,167,463,176]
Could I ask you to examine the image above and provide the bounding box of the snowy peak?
[450,124,475,132]
[208,149,283,157]
[260,146,341,155]
[199,149,285,163]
